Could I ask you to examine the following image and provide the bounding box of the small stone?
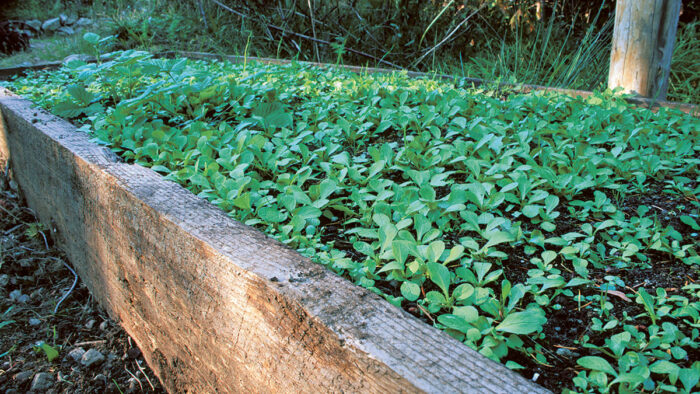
[1,361,10,369]
[64,15,78,25]
[57,26,74,36]
[30,372,54,391]
[63,53,91,65]
[14,370,33,384]
[42,18,61,32]
[67,347,86,363]
[75,17,92,27]
[126,347,141,359]
[25,19,42,32]
[93,373,107,384]
[9,289,29,304]
[28,318,41,326]
[0,274,9,287]
[85,319,96,329]
[555,347,580,358]
[9,289,22,301]
[80,349,105,367]
[99,321,109,331]
[59,14,68,25]
[5,389,18,394]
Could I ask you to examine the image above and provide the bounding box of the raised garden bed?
[0,74,546,393]
[1,37,699,392]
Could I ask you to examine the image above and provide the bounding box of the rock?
[75,17,92,27]
[30,372,54,391]
[555,347,580,358]
[0,274,9,287]
[67,347,86,363]
[80,349,105,367]
[57,26,74,36]
[25,19,42,32]
[42,18,61,32]
[9,289,29,304]
[99,321,109,331]
[59,14,68,25]
[28,318,42,326]
[93,373,107,385]
[5,389,18,394]
[126,347,141,359]
[85,319,96,329]
[63,53,91,65]
[64,15,78,26]
[14,370,33,384]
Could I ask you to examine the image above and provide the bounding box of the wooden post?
[608,0,681,100]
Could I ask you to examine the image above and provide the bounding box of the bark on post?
[608,0,681,100]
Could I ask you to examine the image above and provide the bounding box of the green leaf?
[392,240,414,266]
[495,308,546,335]
[83,32,100,45]
[650,360,680,381]
[252,102,293,129]
[400,281,421,302]
[577,356,617,376]
[522,205,540,218]
[452,283,474,301]
[506,361,525,370]
[258,207,287,223]
[34,342,59,362]
[66,84,95,105]
[483,231,514,249]
[443,245,465,264]
[426,261,451,296]
[679,368,700,392]
[233,193,251,211]
[425,240,445,263]
[680,215,700,230]
[296,205,321,221]
[437,314,471,334]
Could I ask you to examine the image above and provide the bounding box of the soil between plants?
[323,180,700,393]
[0,175,164,393]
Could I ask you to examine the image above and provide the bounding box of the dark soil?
[321,179,700,393]
[0,175,164,393]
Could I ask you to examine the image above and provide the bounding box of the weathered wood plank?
[0,88,548,393]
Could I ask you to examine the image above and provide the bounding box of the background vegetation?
[1,0,698,102]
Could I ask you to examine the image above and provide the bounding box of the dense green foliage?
[1,0,698,103]
[3,35,700,392]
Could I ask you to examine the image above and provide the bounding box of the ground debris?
[0,174,164,393]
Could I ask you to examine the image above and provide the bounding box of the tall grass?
[668,20,700,103]
[453,3,613,91]
[1,0,697,103]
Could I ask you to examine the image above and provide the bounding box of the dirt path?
[0,174,164,393]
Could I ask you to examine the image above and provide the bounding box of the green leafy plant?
[4,48,699,393]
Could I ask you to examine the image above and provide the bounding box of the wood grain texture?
[0,88,549,393]
[608,0,681,100]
